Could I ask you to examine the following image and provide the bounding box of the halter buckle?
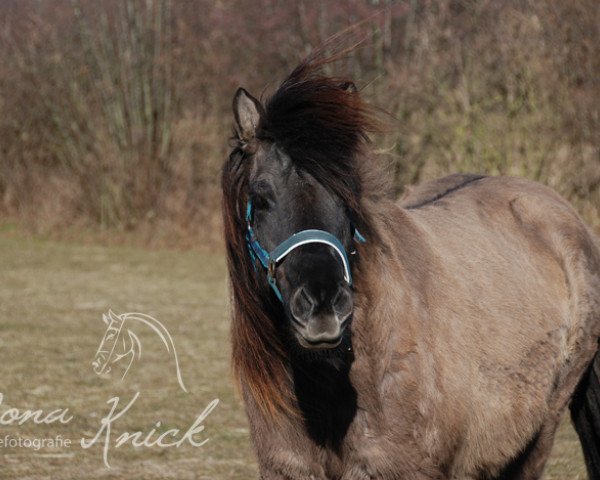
[267,259,277,279]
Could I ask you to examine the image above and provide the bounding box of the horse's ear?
[339,81,357,93]
[233,88,263,142]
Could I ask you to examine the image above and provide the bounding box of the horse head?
[227,61,377,353]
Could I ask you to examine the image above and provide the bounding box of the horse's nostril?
[332,288,343,307]
[300,287,313,308]
[290,286,315,323]
[332,287,353,321]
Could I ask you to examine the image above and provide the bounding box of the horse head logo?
[92,310,187,392]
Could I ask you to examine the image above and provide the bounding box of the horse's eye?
[251,193,271,211]
[249,181,274,211]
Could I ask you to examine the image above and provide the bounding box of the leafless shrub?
[1,0,177,229]
[0,0,598,236]
[379,0,599,226]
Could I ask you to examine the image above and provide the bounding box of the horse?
[221,53,600,480]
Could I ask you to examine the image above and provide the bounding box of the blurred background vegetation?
[0,0,599,246]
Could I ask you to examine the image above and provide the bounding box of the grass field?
[0,233,588,479]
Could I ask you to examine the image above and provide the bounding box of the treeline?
[0,0,598,239]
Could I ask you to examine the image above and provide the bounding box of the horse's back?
[402,175,598,270]
[399,173,486,209]
[397,174,600,477]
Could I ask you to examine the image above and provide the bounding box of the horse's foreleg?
[254,445,328,480]
[495,418,562,480]
[571,348,600,480]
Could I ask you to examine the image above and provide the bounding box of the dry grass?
[0,233,256,479]
[0,232,587,479]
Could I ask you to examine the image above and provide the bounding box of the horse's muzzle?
[289,284,353,349]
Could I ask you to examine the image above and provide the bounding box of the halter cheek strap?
[245,200,365,302]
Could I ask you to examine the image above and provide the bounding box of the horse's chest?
[313,405,437,479]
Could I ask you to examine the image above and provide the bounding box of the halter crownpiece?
[245,200,365,302]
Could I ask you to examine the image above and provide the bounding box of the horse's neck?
[290,352,357,448]
[287,205,425,445]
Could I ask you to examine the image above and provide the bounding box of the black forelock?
[256,58,379,209]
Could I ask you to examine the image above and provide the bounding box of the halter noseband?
[245,200,365,302]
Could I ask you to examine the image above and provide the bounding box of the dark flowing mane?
[221,52,385,418]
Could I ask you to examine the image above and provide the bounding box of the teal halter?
[245,200,365,302]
